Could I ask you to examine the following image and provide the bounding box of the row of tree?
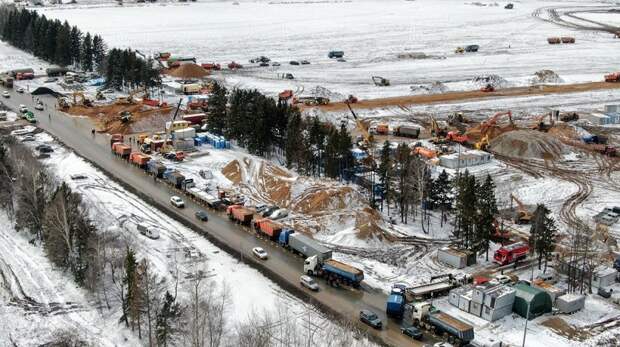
[207,83,355,180]
[0,6,106,71]
[104,48,160,91]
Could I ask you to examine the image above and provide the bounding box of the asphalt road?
[1,87,438,347]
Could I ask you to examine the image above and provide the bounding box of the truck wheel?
[447,335,453,344]
[455,338,462,346]
[413,319,419,327]
[307,270,313,276]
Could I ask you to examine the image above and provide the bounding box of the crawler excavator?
[510,193,533,224]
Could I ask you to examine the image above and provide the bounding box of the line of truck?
[106,137,366,289]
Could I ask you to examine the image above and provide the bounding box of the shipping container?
[555,294,585,314]
[480,303,512,322]
[469,301,483,317]
[438,247,470,268]
[166,120,190,132]
[253,218,283,240]
[472,283,499,304]
[449,287,464,307]
[167,171,185,189]
[458,291,472,312]
[483,285,516,309]
[288,233,332,261]
[173,127,196,139]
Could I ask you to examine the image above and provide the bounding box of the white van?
[137,223,160,239]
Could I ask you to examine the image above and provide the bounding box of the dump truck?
[410,302,474,346]
[394,125,420,138]
[110,133,124,147]
[164,171,185,189]
[227,205,253,225]
[112,143,131,159]
[465,45,479,52]
[0,74,13,88]
[130,152,151,168]
[253,218,283,240]
[605,72,620,82]
[547,37,561,44]
[304,255,364,287]
[286,233,332,261]
[328,51,344,59]
[561,37,575,44]
[386,294,406,318]
[201,63,221,70]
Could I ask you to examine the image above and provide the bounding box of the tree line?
[0,6,105,71]
[207,83,355,181]
[0,6,160,91]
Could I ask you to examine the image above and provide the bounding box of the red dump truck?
[227,205,253,225]
[201,63,221,70]
[130,152,151,168]
[253,218,283,240]
[110,133,124,147]
[605,72,620,82]
[112,143,131,159]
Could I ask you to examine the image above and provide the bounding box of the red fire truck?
[493,242,529,266]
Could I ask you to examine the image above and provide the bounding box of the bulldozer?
[510,193,533,224]
[120,111,132,123]
[455,47,465,54]
[480,84,495,92]
[372,76,390,87]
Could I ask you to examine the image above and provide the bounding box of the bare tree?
[139,258,165,346]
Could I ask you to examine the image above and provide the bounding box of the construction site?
[1,0,620,346]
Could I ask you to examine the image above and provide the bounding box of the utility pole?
[522,301,531,347]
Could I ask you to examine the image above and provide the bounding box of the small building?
[472,282,499,304]
[555,294,585,314]
[593,267,617,288]
[437,247,476,269]
[469,300,483,317]
[458,290,473,312]
[533,281,566,303]
[449,286,468,307]
[483,285,516,309]
[481,302,513,322]
[512,283,553,319]
[439,150,492,169]
[580,113,611,126]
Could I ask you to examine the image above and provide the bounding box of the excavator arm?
[346,101,373,146]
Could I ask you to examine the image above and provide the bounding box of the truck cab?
[410,302,432,323]
[304,255,320,275]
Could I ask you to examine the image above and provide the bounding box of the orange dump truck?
[110,133,124,147]
[112,143,131,159]
[130,152,151,168]
[253,218,283,240]
[413,147,437,159]
[227,205,253,225]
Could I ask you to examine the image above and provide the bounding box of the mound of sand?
[473,74,510,88]
[531,69,563,85]
[410,81,448,95]
[164,63,209,78]
[489,130,568,160]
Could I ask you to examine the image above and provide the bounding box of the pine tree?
[529,204,557,271]
[80,32,93,71]
[284,109,303,168]
[454,171,478,249]
[54,21,71,66]
[434,170,453,228]
[156,291,181,347]
[92,34,106,73]
[476,174,498,260]
[69,25,82,67]
[121,247,138,328]
[378,140,392,213]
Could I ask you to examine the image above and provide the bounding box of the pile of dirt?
[309,86,345,101]
[290,185,364,215]
[531,69,564,84]
[222,160,242,184]
[222,158,293,206]
[66,103,173,134]
[164,63,209,78]
[489,129,568,159]
[473,74,510,88]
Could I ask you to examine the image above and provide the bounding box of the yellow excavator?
[72,92,92,107]
[510,193,533,224]
[345,100,374,149]
[475,134,490,150]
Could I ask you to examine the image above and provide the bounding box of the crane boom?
[346,101,373,146]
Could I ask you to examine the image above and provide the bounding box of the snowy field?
[35,0,620,99]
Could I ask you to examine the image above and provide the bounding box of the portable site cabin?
[512,283,552,319]
[593,267,617,288]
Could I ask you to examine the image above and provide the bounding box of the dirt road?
[309,81,620,112]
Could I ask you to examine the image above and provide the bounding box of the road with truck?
[0,86,440,347]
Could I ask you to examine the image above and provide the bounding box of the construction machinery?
[445,131,469,144]
[560,112,579,122]
[430,116,448,138]
[480,84,495,92]
[58,97,70,110]
[510,193,533,224]
[455,47,465,54]
[72,92,93,107]
[120,111,132,123]
[480,111,513,137]
[346,100,373,149]
[372,76,390,87]
[605,72,620,82]
[531,113,554,132]
[475,134,490,151]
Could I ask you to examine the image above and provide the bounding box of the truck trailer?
[227,205,253,225]
[287,233,332,261]
[253,218,282,240]
[304,255,364,287]
[410,302,474,346]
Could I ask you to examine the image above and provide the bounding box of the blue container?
[278,228,295,246]
[386,294,405,318]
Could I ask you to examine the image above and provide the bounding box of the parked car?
[495,274,512,284]
[259,62,269,67]
[289,61,300,65]
[44,77,58,83]
[21,135,35,142]
[272,62,281,67]
[252,247,268,260]
[137,223,160,239]
[195,210,209,222]
[359,310,382,329]
[35,102,44,110]
[19,105,28,113]
[269,208,289,220]
[261,205,279,217]
[401,326,423,340]
[535,272,557,284]
[255,203,268,213]
[598,287,613,298]
[16,87,24,93]
[300,60,310,65]
[36,144,53,153]
[300,275,319,291]
[2,91,9,98]
[170,196,185,208]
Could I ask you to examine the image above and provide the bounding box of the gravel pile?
[489,130,568,160]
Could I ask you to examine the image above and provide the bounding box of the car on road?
[337,58,346,62]
[195,210,209,222]
[2,91,9,98]
[494,274,512,284]
[16,87,24,93]
[19,105,28,113]
[300,275,319,291]
[35,102,44,111]
[400,326,423,340]
[170,196,185,208]
[300,60,310,65]
[259,62,269,67]
[272,62,281,67]
[359,310,382,329]
[289,60,300,65]
[252,247,268,260]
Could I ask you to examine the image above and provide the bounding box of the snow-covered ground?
[34,0,620,99]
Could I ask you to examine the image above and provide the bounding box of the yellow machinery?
[345,101,374,149]
[72,92,92,107]
[475,134,490,150]
[510,193,533,224]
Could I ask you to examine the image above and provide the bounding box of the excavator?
[531,113,554,132]
[430,116,448,138]
[510,193,533,224]
[160,98,186,161]
[480,111,513,137]
[72,92,93,107]
[372,76,390,87]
